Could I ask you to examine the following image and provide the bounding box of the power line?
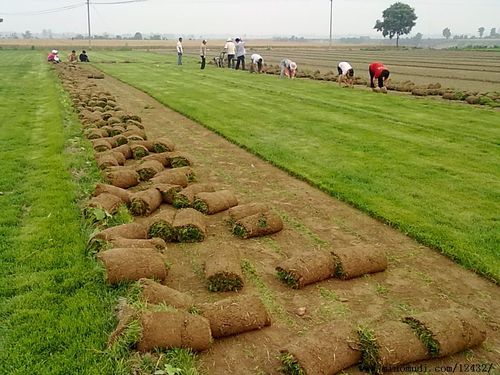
[1,3,85,16]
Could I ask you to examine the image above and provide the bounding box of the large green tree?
[374,2,417,47]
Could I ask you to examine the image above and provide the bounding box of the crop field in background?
[92,50,499,282]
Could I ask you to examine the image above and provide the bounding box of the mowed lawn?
[94,51,499,282]
[0,51,129,374]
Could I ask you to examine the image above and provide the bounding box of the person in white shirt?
[200,40,207,70]
[250,53,264,73]
[223,38,236,68]
[279,58,297,79]
[176,37,183,65]
[337,61,355,86]
[235,37,246,70]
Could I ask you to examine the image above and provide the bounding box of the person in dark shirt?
[79,50,90,62]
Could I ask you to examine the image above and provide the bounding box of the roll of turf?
[228,203,269,222]
[153,137,176,153]
[113,144,132,159]
[130,144,149,160]
[137,310,212,352]
[93,222,148,242]
[109,237,166,251]
[96,153,119,169]
[280,324,360,375]
[167,151,193,168]
[403,308,487,358]
[198,294,270,338]
[94,183,131,204]
[96,150,126,166]
[232,211,283,239]
[331,245,388,280]
[147,210,177,242]
[92,138,112,152]
[85,193,123,217]
[97,247,167,284]
[276,252,336,289]
[143,152,170,167]
[130,188,163,216]
[130,140,155,152]
[105,168,139,189]
[139,278,195,309]
[194,190,238,214]
[173,183,216,208]
[205,248,243,292]
[152,183,183,204]
[135,160,164,181]
[150,169,189,187]
[173,208,207,242]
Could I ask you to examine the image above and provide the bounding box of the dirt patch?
[60,64,500,374]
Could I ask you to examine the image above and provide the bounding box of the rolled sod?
[92,138,112,152]
[152,183,183,204]
[173,183,216,208]
[85,128,108,139]
[84,193,123,217]
[139,278,195,308]
[280,324,360,375]
[93,183,131,204]
[403,309,487,358]
[228,203,269,222]
[105,168,139,189]
[109,237,167,251]
[168,151,194,168]
[193,190,238,214]
[150,167,194,187]
[275,252,336,289]
[130,144,149,160]
[357,321,428,374]
[153,137,176,153]
[113,144,133,159]
[198,294,271,338]
[173,208,207,243]
[89,222,149,253]
[122,127,147,140]
[137,310,212,352]
[130,188,163,217]
[135,160,164,181]
[147,210,177,242]
[96,153,119,169]
[331,245,388,280]
[131,140,155,152]
[205,248,244,292]
[143,152,170,167]
[97,247,167,284]
[232,210,283,239]
[103,150,126,165]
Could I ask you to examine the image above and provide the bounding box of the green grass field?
[93,50,499,282]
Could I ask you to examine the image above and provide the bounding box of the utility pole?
[329,0,333,49]
[86,0,92,49]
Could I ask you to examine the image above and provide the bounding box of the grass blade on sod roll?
[204,248,244,292]
[232,210,283,238]
[193,190,238,215]
[227,202,270,223]
[152,183,183,204]
[130,188,163,216]
[97,247,167,284]
[197,294,271,338]
[137,310,212,352]
[280,324,360,375]
[135,159,164,181]
[173,208,207,242]
[109,237,167,250]
[402,308,487,358]
[331,245,388,280]
[147,210,177,242]
[276,252,336,289]
[139,278,195,309]
[104,167,140,188]
[93,183,131,204]
[173,183,216,208]
[357,321,429,374]
[153,137,176,153]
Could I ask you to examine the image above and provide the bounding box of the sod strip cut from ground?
[83,193,124,222]
[280,323,360,375]
[94,182,131,204]
[227,202,270,223]
[168,151,194,168]
[135,159,164,181]
[153,137,176,153]
[276,251,336,289]
[108,237,166,251]
[150,168,192,187]
[96,152,119,169]
[113,143,133,159]
[152,183,183,204]
[137,310,212,352]
[139,278,195,309]
[197,294,271,338]
[96,149,127,165]
[172,183,216,208]
[173,208,207,242]
[331,245,388,280]
[205,248,244,292]
[130,143,149,159]
[92,138,113,152]
[143,152,170,167]
[232,210,283,238]
[357,321,429,374]
[130,188,163,216]
[147,210,177,242]
[97,247,167,284]
[193,190,238,214]
[402,308,487,358]
[105,167,140,188]
[88,222,148,253]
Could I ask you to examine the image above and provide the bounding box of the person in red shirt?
[369,62,390,89]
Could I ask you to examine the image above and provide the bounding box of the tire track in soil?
[71,64,500,374]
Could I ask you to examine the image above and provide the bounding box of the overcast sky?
[1,0,499,38]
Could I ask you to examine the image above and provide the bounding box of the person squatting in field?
[224,38,236,68]
[250,53,264,73]
[280,58,297,79]
[68,50,77,63]
[176,37,183,65]
[235,38,246,70]
[47,49,60,63]
[369,62,390,90]
[79,50,90,62]
[337,61,354,87]
[200,40,207,70]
